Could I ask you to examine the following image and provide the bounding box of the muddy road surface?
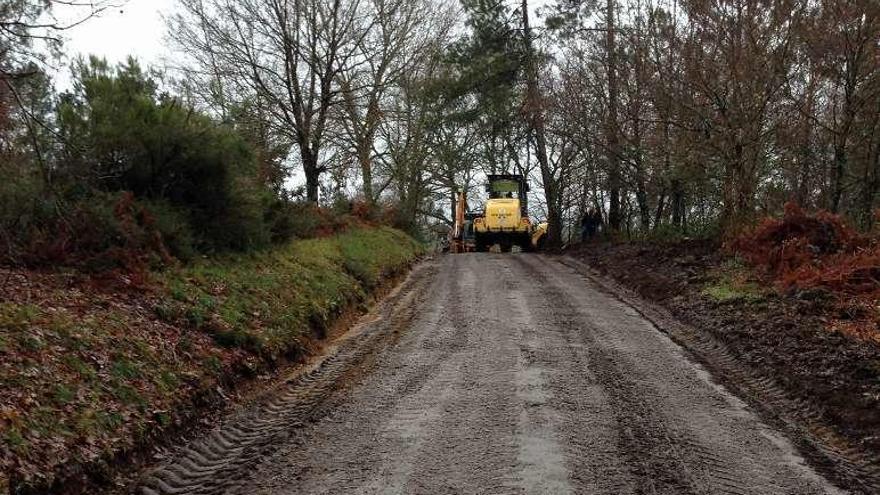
[139,254,842,495]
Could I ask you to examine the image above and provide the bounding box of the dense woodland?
[1,0,879,260]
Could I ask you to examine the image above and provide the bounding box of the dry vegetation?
[730,204,880,343]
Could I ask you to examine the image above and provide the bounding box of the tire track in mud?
[514,256,701,494]
[508,263,634,494]
[507,286,574,495]
[557,254,880,494]
[514,254,837,495]
[392,256,522,495]
[139,254,843,495]
[243,255,479,495]
[240,254,577,495]
[137,261,440,495]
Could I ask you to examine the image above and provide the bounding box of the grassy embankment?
[0,226,422,492]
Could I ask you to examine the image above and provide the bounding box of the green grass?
[161,226,422,358]
[1,226,422,491]
[63,355,97,380]
[155,370,180,392]
[5,427,26,455]
[111,383,146,407]
[701,282,763,302]
[338,228,422,287]
[0,303,40,330]
[51,384,76,404]
[111,359,141,380]
[702,259,766,303]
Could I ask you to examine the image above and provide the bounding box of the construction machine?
[531,222,549,251]
[473,175,533,252]
[449,189,477,253]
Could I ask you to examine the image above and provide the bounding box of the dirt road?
[139,254,842,494]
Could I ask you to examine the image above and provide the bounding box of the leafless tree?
[170,0,366,202]
[522,0,564,247]
[332,0,454,205]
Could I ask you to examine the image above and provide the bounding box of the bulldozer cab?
[485,175,529,216]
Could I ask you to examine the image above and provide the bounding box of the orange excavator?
[449,189,477,254]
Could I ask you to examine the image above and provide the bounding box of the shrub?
[139,199,196,261]
[0,159,55,262]
[329,195,354,217]
[276,201,324,239]
[729,203,879,340]
[2,57,389,269]
[2,189,186,270]
[18,193,123,267]
[55,57,275,254]
[263,198,299,243]
[728,203,865,281]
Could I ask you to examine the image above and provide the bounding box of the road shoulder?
[559,251,880,493]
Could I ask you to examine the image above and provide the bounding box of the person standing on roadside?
[582,208,600,242]
[581,211,591,242]
[590,208,603,239]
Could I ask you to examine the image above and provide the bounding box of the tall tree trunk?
[795,142,812,207]
[831,137,847,213]
[605,0,621,232]
[632,91,648,230]
[671,178,684,228]
[831,79,858,212]
[450,189,457,225]
[654,190,666,229]
[522,0,562,247]
[858,131,880,229]
[358,144,374,205]
[302,148,321,203]
[632,0,649,232]
[636,182,650,232]
[722,142,743,229]
[448,170,460,224]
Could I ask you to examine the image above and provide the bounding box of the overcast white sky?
[53,0,550,82]
[51,0,177,86]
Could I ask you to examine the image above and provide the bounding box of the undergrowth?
[0,226,422,492]
[156,227,420,358]
[701,260,766,303]
[728,203,880,342]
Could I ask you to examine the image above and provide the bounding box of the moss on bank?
[0,227,422,492]
[156,227,421,358]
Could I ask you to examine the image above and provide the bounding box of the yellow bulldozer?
[473,174,536,252]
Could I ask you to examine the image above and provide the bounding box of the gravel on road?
[139,254,843,495]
